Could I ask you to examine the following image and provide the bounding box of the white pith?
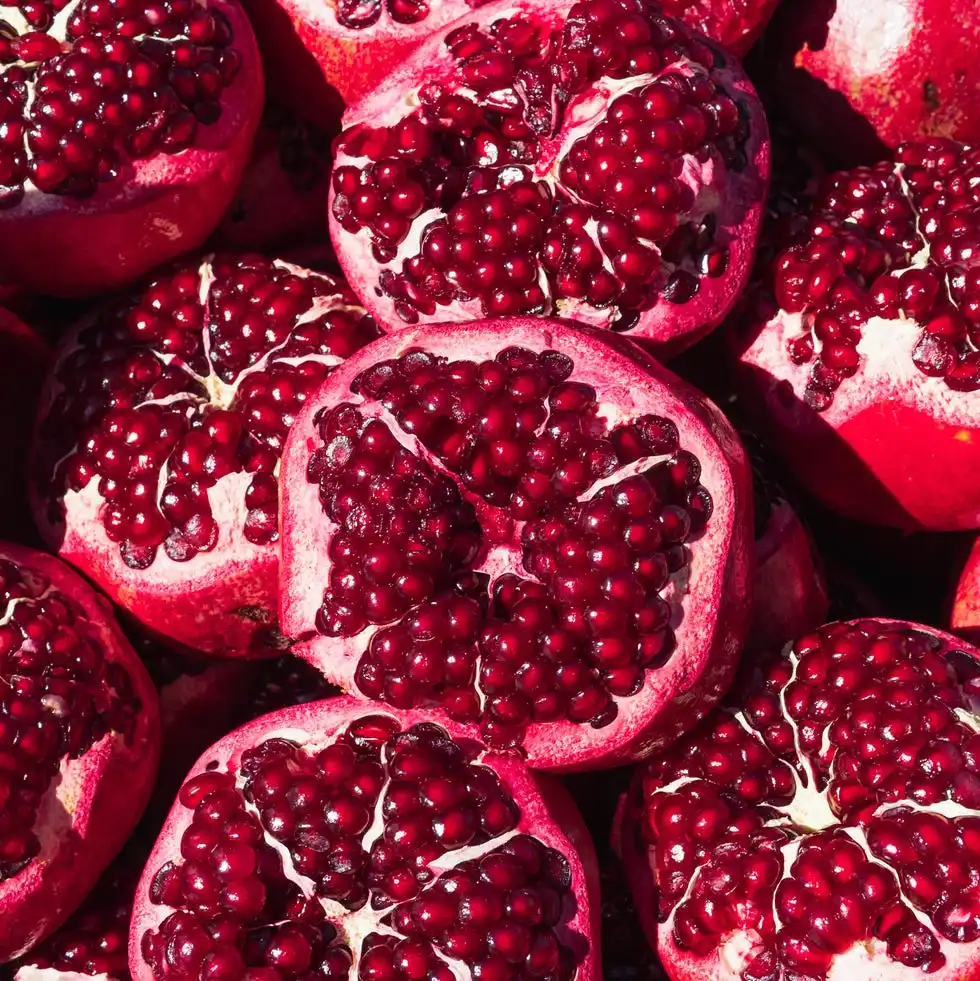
[649,634,980,980]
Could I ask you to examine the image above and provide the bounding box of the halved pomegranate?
[129,699,600,981]
[730,138,980,531]
[758,0,980,166]
[0,541,159,963]
[210,103,334,252]
[280,318,753,770]
[0,0,265,298]
[328,0,770,356]
[617,618,980,981]
[29,253,382,658]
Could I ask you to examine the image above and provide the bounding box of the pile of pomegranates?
[5,0,980,980]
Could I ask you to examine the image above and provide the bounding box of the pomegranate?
[29,253,383,658]
[617,617,980,981]
[0,541,160,962]
[280,318,753,770]
[662,0,779,55]
[129,699,600,981]
[328,0,770,357]
[0,0,264,298]
[211,104,334,252]
[745,434,827,651]
[757,0,980,166]
[729,138,980,531]
[949,538,980,649]
[0,310,50,545]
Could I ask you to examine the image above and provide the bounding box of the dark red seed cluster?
[332,0,749,324]
[0,557,140,879]
[142,717,580,981]
[641,621,980,979]
[0,0,243,202]
[775,139,980,407]
[307,345,711,747]
[35,255,380,570]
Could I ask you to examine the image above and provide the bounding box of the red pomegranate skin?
[0,0,265,298]
[128,698,601,981]
[617,618,980,981]
[281,318,754,771]
[0,542,160,963]
[758,0,980,166]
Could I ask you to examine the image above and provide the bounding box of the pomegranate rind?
[615,617,980,981]
[759,0,980,165]
[750,498,828,650]
[733,312,980,530]
[127,697,601,981]
[328,0,770,357]
[280,318,754,771]
[0,542,161,963]
[0,0,265,299]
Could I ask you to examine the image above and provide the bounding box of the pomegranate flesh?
[329,0,770,357]
[730,138,980,531]
[210,103,334,252]
[663,0,779,55]
[0,541,160,962]
[30,253,382,658]
[758,0,980,166]
[618,618,980,981]
[280,318,753,770]
[129,699,600,981]
[0,0,264,297]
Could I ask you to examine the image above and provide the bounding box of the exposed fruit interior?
[0,0,244,202]
[331,0,760,329]
[0,553,141,878]
[659,0,773,54]
[34,255,381,570]
[141,715,588,981]
[636,620,980,979]
[758,139,980,407]
[298,341,716,751]
[329,0,450,31]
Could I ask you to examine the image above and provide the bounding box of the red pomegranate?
[0,541,159,963]
[745,436,827,651]
[129,699,600,981]
[949,538,980,648]
[280,318,753,770]
[328,0,770,357]
[617,618,980,981]
[210,104,334,252]
[0,0,264,298]
[730,138,980,531]
[0,310,50,545]
[757,0,980,166]
[663,0,779,55]
[29,253,382,658]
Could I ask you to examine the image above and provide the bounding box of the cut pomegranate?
[758,0,980,166]
[745,433,828,651]
[730,138,980,530]
[328,0,770,356]
[0,0,264,298]
[662,0,779,55]
[129,699,600,981]
[617,618,980,981]
[210,103,334,252]
[29,253,383,657]
[0,309,50,545]
[280,318,753,770]
[0,541,159,963]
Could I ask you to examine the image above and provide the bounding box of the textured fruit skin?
[614,617,980,981]
[280,318,754,771]
[329,0,770,358]
[758,0,980,165]
[750,497,828,650]
[733,314,980,530]
[0,0,264,299]
[0,311,50,545]
[128,697,602,981]
[0,542,160,964]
